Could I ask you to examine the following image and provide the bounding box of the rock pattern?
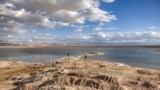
[0,57,160,90]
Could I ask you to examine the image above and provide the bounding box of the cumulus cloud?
[74,25,83,32]
[19,31,157,45]
[105,27,118,30]
[6,35,15,39]
[0,0,117,44]
[0,0,116,31]
[147,26,156,29]
[1,0,159,46]
[63,31,160,45]
[93,22,117,31]
[93,27,103,31]
[1,27,28,34]
[102,0,115,3]
[6,31,160,45]
[84,8,116,22]
[147,26,160,30]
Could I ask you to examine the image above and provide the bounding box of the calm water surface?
[0,48,160,70]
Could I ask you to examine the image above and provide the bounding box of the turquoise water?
[0,48,160,70]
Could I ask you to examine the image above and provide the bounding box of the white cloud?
[99,23,105,26]
[0,0,117,44]
[93,27,103,31]
[84,7,116,22]
[93,26,117,31]
[102,0,115,3]
[64,31,160,45]
[12,0,95,12]
[7,35,14,39]
[74,25,83,32]
[147,26,156,29]
[57,22,70,27]
[0,0,119,45]
[105,27,118,30]
[93,22,117,31]
[53,10,85,24]
[0,0,116,32]
[97,32,107,38]
[2,27,28,34]
[147,26,160,30]
[5,3,14,8]
[8,31,160,45]
[68,34,91,41]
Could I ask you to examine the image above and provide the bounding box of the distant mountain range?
[0,40,159,46]
[0,40,19,46]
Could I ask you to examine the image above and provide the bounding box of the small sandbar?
[85,52,105,56]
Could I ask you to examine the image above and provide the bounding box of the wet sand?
[0,57,160,90]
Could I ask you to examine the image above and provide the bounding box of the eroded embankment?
[0,57,160,90]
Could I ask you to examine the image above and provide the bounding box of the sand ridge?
[0,57,160,90]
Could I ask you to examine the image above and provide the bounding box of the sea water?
[0,47,160,70]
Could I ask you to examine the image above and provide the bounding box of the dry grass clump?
[67,72,90,78]
[136,69,155,75]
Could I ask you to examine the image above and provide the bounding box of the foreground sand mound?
[13,69,123,90]
[0,57,160,90]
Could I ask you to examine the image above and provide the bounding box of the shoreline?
[0,45,160,49]
[0,56,159,70]
[0,57,160,89]
[0,55,160,70]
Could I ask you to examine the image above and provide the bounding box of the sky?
[0,0,160,46]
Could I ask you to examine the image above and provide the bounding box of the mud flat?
[0,57,160,90]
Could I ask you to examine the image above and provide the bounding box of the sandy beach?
[0,57,160,90]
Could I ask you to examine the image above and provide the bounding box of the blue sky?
[0,0,160,45]
[103,0,160,32]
